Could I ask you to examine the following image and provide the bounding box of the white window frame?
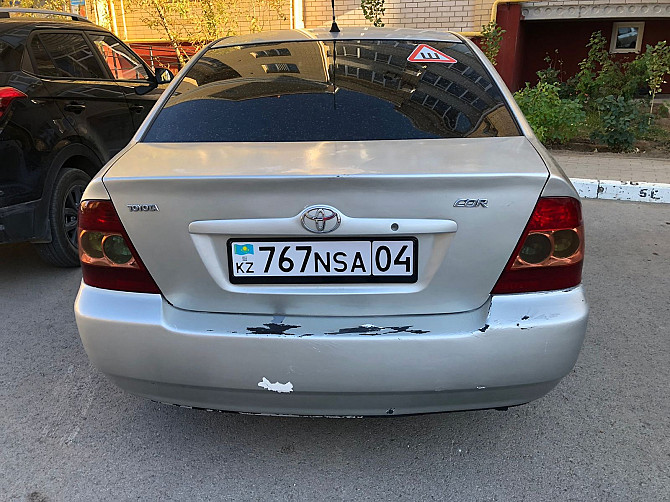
[610,22,645,54]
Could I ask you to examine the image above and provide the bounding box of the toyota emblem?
[300,205,341,234]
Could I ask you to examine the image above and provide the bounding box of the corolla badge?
[300,205,341,234]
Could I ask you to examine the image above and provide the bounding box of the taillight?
[0,87,27,118]
[78,200,160,294]
[492,197,584,294]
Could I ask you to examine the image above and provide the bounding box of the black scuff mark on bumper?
[325,325,383,335]
[385,326,429,334]
[247,323,301,335]
[325,325,429,336]
[478,324,490,333]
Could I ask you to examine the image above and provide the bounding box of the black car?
[0,8,172,266]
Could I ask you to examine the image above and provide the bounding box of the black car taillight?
[78,200,161,294]
[0,87,27,119]
[492,197,584,294]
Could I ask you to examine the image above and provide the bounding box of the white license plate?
[228,238,418,284]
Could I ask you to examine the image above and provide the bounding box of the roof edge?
[213,27,462,48]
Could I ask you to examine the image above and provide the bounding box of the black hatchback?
[0,8,172,266]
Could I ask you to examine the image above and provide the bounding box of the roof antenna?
[330,0,340,32]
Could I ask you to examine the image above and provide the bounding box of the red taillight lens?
[0,87,27,118]
[492,197,584,294]
[79,200,160,294]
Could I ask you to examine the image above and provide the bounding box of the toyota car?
[74,28,588,416]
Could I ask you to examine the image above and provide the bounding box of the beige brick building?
[87,0,508,42]
[303,0,493,33]
[86,0,670,91]
[86,0,291,43]
[88,0,670,43]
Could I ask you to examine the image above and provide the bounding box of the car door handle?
[64,102,86,114]
[129,104,144,113]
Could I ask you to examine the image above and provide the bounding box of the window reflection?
[616,27,638,49]
[149,39,520,142]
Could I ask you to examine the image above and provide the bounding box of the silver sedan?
[74,28,588,416]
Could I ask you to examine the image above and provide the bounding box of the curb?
[570,178,670,204]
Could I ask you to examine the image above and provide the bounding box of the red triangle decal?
[407,44,458,64]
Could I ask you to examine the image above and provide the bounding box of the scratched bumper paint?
[75,283,588,416]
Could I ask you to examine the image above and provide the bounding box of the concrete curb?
[571,178,670,204]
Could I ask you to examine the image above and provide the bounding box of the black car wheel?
[35,168,91,267]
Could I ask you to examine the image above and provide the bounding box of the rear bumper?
[75,284,588,416]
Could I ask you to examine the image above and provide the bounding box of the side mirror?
[135,68,175,95]
[155,67,174,84]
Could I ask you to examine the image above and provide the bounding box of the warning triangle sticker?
[407,44,457,64]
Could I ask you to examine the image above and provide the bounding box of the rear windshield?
[144,39,520,142]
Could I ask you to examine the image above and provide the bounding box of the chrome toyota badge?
[300,205,341,234]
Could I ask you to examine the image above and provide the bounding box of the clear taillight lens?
[78,200,160,294]
[492,197,584,294]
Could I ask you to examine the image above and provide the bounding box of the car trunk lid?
[102,136,548,316]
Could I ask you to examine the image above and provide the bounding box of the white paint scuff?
[258,377,294,393]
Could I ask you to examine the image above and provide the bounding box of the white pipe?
[107,0,119,36]
[293,0,304,29]
[119,0,128,40]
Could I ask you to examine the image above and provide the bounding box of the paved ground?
[1,199,668,501]
[550,150,670,184]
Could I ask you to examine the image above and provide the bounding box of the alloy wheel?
[63,183,85,248]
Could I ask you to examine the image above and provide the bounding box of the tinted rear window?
[144,39,520,143]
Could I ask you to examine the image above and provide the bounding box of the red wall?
[517,19,670,93]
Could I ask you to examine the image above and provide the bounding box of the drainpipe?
[459,0,526,91]
[293,0,304,29]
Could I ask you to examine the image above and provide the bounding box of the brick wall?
[522,0,668,6]
[88,0,290,42]
[303,0,670,32]
[88,0,670,44]
[304,0,483,32]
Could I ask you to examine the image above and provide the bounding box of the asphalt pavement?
[1,199,669,501]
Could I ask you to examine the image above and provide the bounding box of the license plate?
[228,238,418,284]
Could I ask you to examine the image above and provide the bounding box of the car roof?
[0,17,97,33]
[212,27,462,48]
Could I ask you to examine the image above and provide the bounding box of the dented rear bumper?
[74,284,588,416]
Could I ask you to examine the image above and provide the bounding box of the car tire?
[35,168,91,267]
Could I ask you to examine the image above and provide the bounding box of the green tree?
[125,0,287,66]
[128,0,194,66]
[638,41,670,118]
[361,0,384,27]
[0,0,71,11]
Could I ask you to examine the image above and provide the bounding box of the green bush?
[658,102,670,118]
[540,32,648,103]
[514,82,586,144]
[590,96,650,152]
[480,21,505,66]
